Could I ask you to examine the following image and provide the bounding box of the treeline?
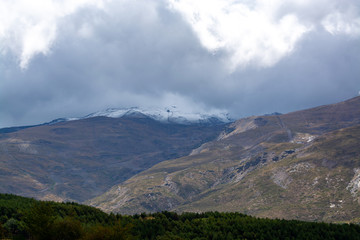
[1,194,360,240]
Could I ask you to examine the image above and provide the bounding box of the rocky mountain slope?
[0,113,227,202]
[88,96,360,222]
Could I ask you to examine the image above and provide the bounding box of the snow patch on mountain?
[82,106,232,125]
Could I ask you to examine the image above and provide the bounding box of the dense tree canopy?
[1,193,359,239]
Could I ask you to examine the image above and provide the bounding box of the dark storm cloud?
[222,30,360,117]
[0,0,359,127]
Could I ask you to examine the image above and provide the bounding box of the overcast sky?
[1,0,360,128]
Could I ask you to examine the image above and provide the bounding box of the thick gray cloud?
[0,0,359,127]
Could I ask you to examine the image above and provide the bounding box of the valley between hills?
[1,96,360,223]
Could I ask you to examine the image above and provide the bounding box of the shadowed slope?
[0,115,226,202]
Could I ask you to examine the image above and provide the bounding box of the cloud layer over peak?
[0,0,359,128]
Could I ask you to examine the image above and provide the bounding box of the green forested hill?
[1,193,360,240]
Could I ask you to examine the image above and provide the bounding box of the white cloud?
[78,23,94,39]
[1,0,360,128]
[167,0,360,70]
[157,92,228,116]
[0,0,106,69]
[167,0,311,70]
[2,0,359,71]
[322,11,360,37]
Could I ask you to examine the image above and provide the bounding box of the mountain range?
[88,96,360,222]
[0,108,228,202]
[1,97,360,222]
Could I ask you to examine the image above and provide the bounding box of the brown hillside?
[88,96,360,222]
[0,116,225,202]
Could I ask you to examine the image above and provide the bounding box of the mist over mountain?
[1,0,359,129]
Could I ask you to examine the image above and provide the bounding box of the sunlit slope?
[89,96,360,222]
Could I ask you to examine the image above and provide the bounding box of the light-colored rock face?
[272,162,314,189]
[218,117,258,140]
[162,175,179,195]
[272,169,292,189]
[1,138,38,154]
[347,168,360,203]
[289,162,314,173]
[291,133,316,144]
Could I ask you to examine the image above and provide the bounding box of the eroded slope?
[89,96,360,222]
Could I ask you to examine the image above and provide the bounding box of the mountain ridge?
[1,96,360,222]
[0,106,231,134]
[0,115,227,202]
[88,96,360,222]
[82,106,232,125]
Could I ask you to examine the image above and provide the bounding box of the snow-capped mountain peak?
[82,106,232,124]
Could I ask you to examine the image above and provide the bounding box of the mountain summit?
[82,106,232,125]
[0,106,231,133]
